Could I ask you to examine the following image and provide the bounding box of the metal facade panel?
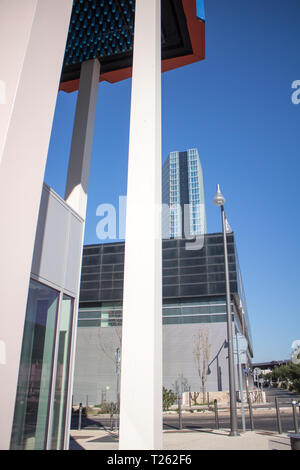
[31,184,84,296]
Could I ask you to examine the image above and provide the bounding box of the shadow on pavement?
[71,415,105,430]
[69,437,85,450]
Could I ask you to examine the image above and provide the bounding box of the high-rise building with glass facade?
[162,148,207,239]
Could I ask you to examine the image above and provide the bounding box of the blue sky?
[45,0,300,364]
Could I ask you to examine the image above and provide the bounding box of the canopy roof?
[60,0,205,92]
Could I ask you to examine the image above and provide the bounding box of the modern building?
[0,0,206,450]
[73,233,253,404]
[162,148,207,239]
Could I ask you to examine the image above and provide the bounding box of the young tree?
[193,327,211,404]
[96,314,122,364]
[163,387,176,411]
[95,313,122,406]
[191,392,200,406]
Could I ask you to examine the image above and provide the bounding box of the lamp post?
[115,347,121,433]
[213,184,239,436]
[234,334,247,433]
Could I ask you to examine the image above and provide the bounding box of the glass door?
[49,294,74,450]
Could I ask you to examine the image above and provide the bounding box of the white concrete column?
[65,59,100,219]
[63,58,100,449]
[119,0,162,450]
[0,0,73,450]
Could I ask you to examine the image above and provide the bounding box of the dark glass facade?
[79,233,252,355]
[80,233,238,305]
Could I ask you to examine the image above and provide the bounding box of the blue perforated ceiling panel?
[64,0,135,67]
[60,0,205,90]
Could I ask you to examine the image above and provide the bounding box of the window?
[10,280,74,450]
[10,280,59,450]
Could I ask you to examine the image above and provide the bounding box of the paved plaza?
[70,428,291,451]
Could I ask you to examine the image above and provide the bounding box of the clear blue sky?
[45,0,300,364]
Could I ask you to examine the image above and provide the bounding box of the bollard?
[247,393,254,431]
[110,403,114,431]
[289,433,300,450]
[292,401,299,434]
[78,403,83,431]
[178,396,182,430]
[115,402,119,434]
[275,397,282,434]
[214,399,220,429]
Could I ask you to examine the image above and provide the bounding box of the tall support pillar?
[65,59,100,219]
[0,0,73,450]
[119,0,162,450]
[64,58,100,449]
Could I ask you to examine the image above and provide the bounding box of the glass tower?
[162,148,207,239]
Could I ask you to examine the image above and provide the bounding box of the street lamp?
[213,184,239,436]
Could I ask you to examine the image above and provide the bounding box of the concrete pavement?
[69,428,292,451]
[69,389,300,450]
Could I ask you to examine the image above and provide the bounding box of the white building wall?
[73,322,230,405]
[0,0,73,449]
